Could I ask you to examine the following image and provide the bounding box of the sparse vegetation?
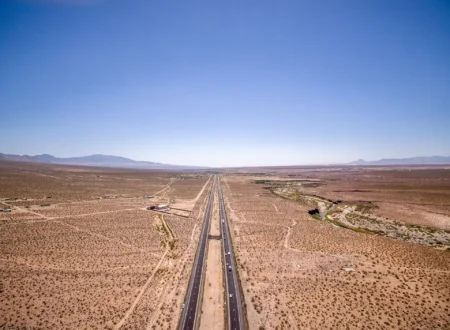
[0,162,211,329]
[273,184,450,247]
[221,170,450,329]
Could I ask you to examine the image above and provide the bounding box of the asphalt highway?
[218,177,244,330]
[178,175,216,330]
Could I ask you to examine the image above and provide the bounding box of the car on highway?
[229,294,233,298]
[228,266,232,271]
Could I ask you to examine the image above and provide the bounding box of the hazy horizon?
[1,0,449,167]
[3,152,450,169]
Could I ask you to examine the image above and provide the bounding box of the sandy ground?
[199,191,225,330]
[222,174,450,330]
[199,240,225,330]
[170,175,212,211]
[119,180,213,330]
[159,176,211,218]
[3,162,449,329]
[0,162,212,330]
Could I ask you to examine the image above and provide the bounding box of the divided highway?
[178,176,216,330]
[179,175,245,330]
[218,177,245,330]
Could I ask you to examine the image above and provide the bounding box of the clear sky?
[1,0,449,167]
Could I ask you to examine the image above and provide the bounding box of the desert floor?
[0,161,211,329]
[2,162,450,329]
[221,167,450,329]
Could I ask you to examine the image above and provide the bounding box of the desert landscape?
[3,0,450,328]
[1,161,450,329]
[221,166,450,329]
[0,161,211,329]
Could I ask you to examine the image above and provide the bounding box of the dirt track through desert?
[113,247,170,329]
[55,220,161,256]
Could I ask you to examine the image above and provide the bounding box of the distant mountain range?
[348,156,450,166]
[0,153,206,170]
[2,153,449,169]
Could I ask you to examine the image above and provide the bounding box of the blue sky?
[1,0,449,166]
